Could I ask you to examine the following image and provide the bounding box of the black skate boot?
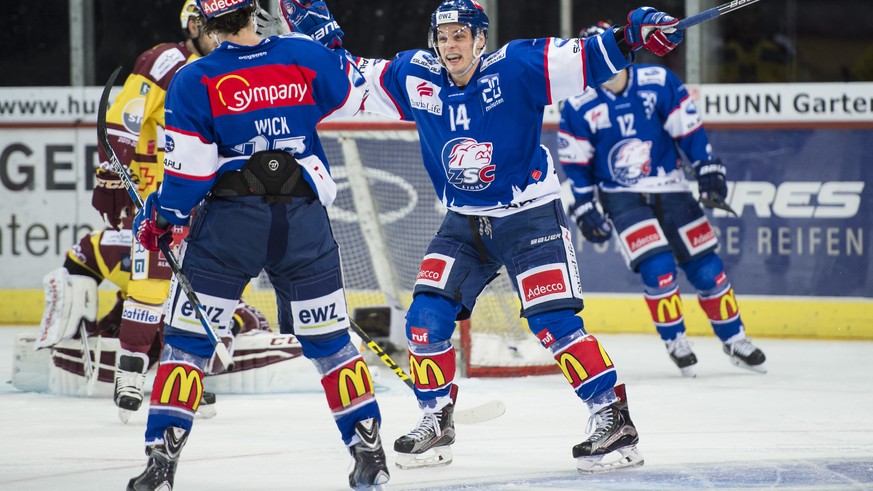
[127,426,189,491]
[394,385,457,469]
[114,350,149,424]
[665,333,698,378]
[348,418,390,490]
[723,336,767,373]
[573,384,644,474]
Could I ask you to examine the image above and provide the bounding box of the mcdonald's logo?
[160,365,203,411]
[337,360,374,408]
[656,294,683,323]
[409,357,446,387]
[719,289,739,320]
[558,352,589,386]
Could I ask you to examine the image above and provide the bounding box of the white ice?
[1,326,872,490]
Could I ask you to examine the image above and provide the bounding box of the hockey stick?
[676,0,764,30]
[78,320,98,395]
[97,66,235,371]
[349,319,506,425]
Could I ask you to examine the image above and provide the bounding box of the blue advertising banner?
[548,128,873,298]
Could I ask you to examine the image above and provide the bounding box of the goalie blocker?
[36,268,99,350]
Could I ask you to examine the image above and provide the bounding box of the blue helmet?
[579,21,612,40]
[196,0,254,19]
[430,0,489,40]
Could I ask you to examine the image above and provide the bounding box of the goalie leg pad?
[550,330,617,402]
[314,341,381,445]
[36,268,98,349]
[145,344,209,443]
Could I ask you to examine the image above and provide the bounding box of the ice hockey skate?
[394,386,457,469]
[127,426,189,491]
[348,418,389,490]
[723,336,767,373]
[114,350,149,424]
[573,384,644,474]
[665,332,698,378]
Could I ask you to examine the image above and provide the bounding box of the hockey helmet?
[429,0,489,48]
[579,21,612,40]
[196,0,254,19]
[180,0,201,29]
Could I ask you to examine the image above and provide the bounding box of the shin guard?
[316,342,380,444]
[408,342,456,410]
[698,282,744,341]
[644,286,686,341]
[145,346,209,443]
[551,331,617,402]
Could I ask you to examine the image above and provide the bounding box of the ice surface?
[1,326,871,490]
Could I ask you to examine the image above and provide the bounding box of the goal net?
[242,121,557,377]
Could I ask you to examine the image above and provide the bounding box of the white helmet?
[180,0,200,30]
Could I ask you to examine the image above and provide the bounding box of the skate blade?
[352,484,386,491]
[729,358,767,374]
[395,446,453,469]
[196,404,218,419]
[576,445,644,474]
[679,365,698,378]
[351,477,388,491]
[118,408,133,424]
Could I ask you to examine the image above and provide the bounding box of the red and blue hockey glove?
[624,7,682,56]
[92,167,134,230]
[571,199,613,244]
[133,193,172,252]
[280,0,344,49]
[693,158,729,206]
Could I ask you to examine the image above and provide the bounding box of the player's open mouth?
[445,54,462,63]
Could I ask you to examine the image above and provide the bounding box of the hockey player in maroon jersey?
[92,0,220,423]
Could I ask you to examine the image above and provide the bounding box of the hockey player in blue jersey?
[284,0,683,474]
[127,1,389,489]
[558,22,767,378]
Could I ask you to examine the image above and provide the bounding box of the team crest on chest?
[441,137,495,191]
[607,138,652,186]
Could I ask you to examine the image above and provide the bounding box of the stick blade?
[454,399,506,425]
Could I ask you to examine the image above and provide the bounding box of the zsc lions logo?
[608,138,652,186]
[441,137,495,191]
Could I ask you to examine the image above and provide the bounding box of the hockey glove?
[571,200,613,243]
[624,7,682,56]
[92,168,134,230]
[133,193,172,252]
[232,301,271,336]
[693,158,728,205]
[255,7,285,37]
[280,0,344,49]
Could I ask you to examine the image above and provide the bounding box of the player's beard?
[192,34,214,57]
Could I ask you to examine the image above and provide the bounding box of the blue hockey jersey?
[558,64,714,200]
[356,31,629,217]
[157,34,365,224]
